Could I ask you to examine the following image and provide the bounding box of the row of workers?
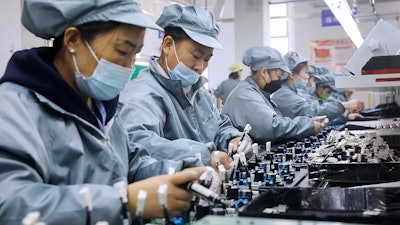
[0,0,363,224]
[217,51,364,143]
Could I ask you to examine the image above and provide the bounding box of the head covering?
[308,65,330,77]
[228,63,243,73]
[156,4,222,49]
[284,51,309,72]
[242,46,291,79]
[22,0,162,39]
[314,74,336,90]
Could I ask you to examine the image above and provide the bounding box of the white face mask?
[71,41,133,100]
[165,40,200,87]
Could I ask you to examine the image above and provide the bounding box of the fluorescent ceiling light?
[324,0,364,48]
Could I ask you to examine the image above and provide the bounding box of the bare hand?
[313,121,324,134]
[229,136,252,155]
[347,113,364,121]
[128,167,206,219]
[312,115,329,126]
[210,151,232,170]
[341,99,364,112]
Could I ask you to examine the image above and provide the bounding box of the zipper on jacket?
[106,136,111,148]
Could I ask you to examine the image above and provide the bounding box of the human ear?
[63,27,84,53]
[161,36,174,56]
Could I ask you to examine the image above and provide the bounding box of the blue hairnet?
[22,0,162,39]
[156,4,222,49]
[242,46,290,79]
[284,51,309,71]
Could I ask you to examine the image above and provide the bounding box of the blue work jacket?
[222,76,315,144]
[272,82,346,120]
[0,48,188,225]
[119,56,242,166]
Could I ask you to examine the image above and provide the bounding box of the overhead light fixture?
[324,0,364,48]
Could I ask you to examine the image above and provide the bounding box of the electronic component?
[181,182,225,206]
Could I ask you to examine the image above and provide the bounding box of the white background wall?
[1,0,400,93]
[289,1,400,60]
[0,0,22,76]
[207,0,400,90]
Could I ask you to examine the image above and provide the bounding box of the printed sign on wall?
[310,39,356,72]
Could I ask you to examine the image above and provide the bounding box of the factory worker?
[119,4,249,170]
[272,52,355,123]
[308,74,365,124]
[214,63,243,104]
[305,65,330,95]
[0,1,207,224]
[222,46,325,144]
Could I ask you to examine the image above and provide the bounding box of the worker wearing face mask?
[0,1,207,224]
[119,4,250,171]
[307,73,365,124]
[222,46,325,144]
[304,65,330,96]
[272,52,356,124]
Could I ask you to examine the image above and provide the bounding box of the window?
[269,3,288,55]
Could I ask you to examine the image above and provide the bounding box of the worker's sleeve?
[0,95,123,225]
[118,90,211,166]
[223,87,314,143]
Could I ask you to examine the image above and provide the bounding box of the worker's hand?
[312,115,329,126]
[128,167,206,219]
[229,136,252,155]
[210,151,232,171]
[347,113,365,121]
[341,99,364,112]
[312,121,324,134]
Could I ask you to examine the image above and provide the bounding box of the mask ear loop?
[84,41,100,63]
[171,39,180,62]
[165,39,180,76]
[70,49,82,74]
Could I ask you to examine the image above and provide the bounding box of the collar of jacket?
[282,82,298,93]
[148,56,208,108]
[0,47,118,129]
[245,75,271,101]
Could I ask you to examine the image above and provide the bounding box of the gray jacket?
[213,78,240,104]
[222,76,315,143]
[0,83,187,225]
[119,57,242,166]
[301,89,349,125]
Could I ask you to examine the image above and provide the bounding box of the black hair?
[163,27,190,43]
[229,72,240,79]
[52,21,121,53]
[291,61,308,75]
[251,68,277,76]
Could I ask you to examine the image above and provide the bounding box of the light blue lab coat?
[272,82,346,120]
[119,56,242,166]
[222,76,315,144]
[0,83,191,225]
[301,89,349,125]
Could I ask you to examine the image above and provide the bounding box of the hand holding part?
[211,151,232,170]
[312,121,324,134]
[240,124,252,141]
[127,167,205,219]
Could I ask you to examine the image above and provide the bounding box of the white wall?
[2,0,400,94]
[0,0,22,76]
[289,1,400,59]
[0,0,55,76]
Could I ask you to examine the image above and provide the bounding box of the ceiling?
[139,0,400,23]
